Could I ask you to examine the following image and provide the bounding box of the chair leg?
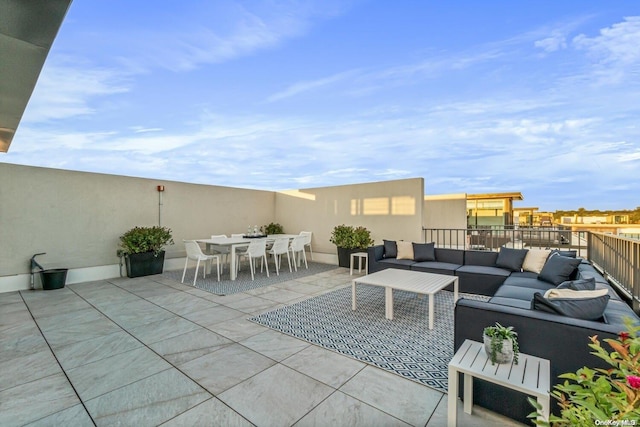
[302,249,308,269]
[193,259,200,286]
[215,257,220,282]
[264,255,269,277]
[309,244,313,260]
[274,254,280,276]
[291,249,298,272]
[181,258,189,283]
[249,256,255,281]
[285,251,292,272]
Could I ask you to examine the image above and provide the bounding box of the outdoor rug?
[250,285,490,393]
[163,261,339,295]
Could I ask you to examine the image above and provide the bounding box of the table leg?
[429,293,434,329]
[230,245,237,280]
[537,395,550,422]
[463,374,473,414]
[350,253,354,276]
[447,366,458,427]
[454,277,459,302]
[352,281,357,310]
[385,286,394,319]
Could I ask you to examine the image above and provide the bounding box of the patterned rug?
[250,285,489,393]
[163,261,338,295]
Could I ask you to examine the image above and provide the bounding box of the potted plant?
[119,226,174,278]
[330,224,374,268]
[483,322,519,365]
[261,222,284,235]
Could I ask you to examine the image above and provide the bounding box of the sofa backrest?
[435,248,464,265]
[464,250,498,267]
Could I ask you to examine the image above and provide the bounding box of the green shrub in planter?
[119,226,174,277]
[330,225,374,268]
[261,222,284,235]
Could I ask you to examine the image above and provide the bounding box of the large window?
[467,200,505,227]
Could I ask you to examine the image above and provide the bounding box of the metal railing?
[588,232,640,312]
[422,226,586,256]
[422,227,639,313]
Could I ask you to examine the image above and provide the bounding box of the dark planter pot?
[41,269,68,290]
[125,251,165,278]
[337,247,364,268]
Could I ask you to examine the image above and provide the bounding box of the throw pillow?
[522,249,551,274]
[413,242,435,262]
[383,240,397,258]
[557,277,596,291]
[538,253,582,285]
[531,288,610,320]
[396,241,414,260]
[495,247,528,272]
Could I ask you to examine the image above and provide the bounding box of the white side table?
[447,339,550,426]
[350,252,368,275]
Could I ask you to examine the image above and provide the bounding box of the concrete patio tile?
[282,345,366,388]
[296,390,411,427]
[178,343,275,395]
[66,346,172,401]
[427,392,526,427]
[85,368,210,426]
[151,293,218,316]
[181,305,246,328]
[128,315,202,345]
[207,317,271,341]
[149,328,233,365]
[239,329,310,361]
[35,306,109,332]
[161,397,253,427]
[256,287,308,304]
[0,303,33,330]
[99,299,175,329]
[0,322,49,363]
[54,330,143,370]
[340,365,442,427]
[38,314,122,349]
[25,404,94,427]
[0,291,23,305]
[223,294,281,314]
[197,291,251,305]
[219,364,333,426]
[21,292,92,319]
[0,348,61,392]
[0,373,80,426]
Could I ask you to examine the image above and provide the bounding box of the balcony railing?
[423,227,639,313]
[588,232,640,312]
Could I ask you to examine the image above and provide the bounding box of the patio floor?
[1,266,524,426]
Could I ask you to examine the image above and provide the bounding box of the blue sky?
[3,1,640,211]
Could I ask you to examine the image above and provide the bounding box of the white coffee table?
[352,269,458,329]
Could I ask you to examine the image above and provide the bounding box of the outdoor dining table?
[197,234,299,280]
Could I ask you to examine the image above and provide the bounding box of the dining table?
[196,234,300,280]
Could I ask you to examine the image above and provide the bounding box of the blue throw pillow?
[413,242,435,262]
[531,289,610,321]
[495,247,528,272]
[557,277,596,291]
[538,253,582,285]
[383,240,397,258]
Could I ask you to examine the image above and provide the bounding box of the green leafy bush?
[261,222,284,235]
[119,226,174,256]
[330,225,374,249]
[529,318,640,425]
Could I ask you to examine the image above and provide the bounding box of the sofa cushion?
[464,250,498,267]
[411,261,459,275]
[496,247,528,272]
[383,240,397,258]
[456,265,511,278]
[538,254,582,285]
[532,288,610,320]
[397,241,414,260]
[494,284,547,301]
[522,249,551,274]
[378,258,415,270]
[413,242,435,262]
[435,248,464,265]
[557,277,596,291]
[489,296,532,310]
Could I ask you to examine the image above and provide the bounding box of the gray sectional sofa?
[367,240,640,423]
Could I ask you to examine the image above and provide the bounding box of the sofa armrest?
[367,245,386,273]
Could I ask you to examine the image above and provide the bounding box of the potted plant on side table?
[483,322,520,365]
[330,224,374,268]
[119,226,174,278]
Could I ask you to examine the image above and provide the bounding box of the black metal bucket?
[40,269,68,290]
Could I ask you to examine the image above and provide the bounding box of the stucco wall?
[276,178,425,255]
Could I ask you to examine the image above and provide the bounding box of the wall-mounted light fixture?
[157,185,165,226]
[157,185,165,192]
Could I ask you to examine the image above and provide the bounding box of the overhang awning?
[0,0,72,152]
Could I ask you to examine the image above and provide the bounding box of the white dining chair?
[268,237,292,275]
[182,240,220,286]
[236,239,269,280]
[290,235,308,271]
[210,234,230,272]
[300,231,313,260]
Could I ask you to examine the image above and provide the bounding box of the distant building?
[467,192,523,228]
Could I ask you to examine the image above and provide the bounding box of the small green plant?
[483,322,519,365]
[261,222,284,235]
[330,225,374,249]
[528,318,640,425]
[119,226,174,256]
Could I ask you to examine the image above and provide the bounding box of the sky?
[3,1,640,211]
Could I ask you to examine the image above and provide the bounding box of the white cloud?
[534,31,567,52]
